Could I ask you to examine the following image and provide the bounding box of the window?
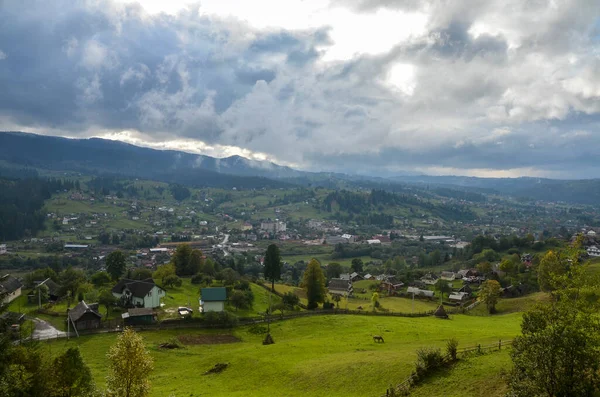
[147,291,152,297]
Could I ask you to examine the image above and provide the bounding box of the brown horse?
[373,335,384,343]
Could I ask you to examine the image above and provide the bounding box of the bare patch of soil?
[177,334,240,345]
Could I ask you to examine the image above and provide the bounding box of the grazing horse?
[373,335,384,343]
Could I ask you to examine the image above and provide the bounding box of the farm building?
[0,274,23,304]
[122,307,156,325]
[30,278,62,303]
[68,301,102,331]
[448,292,470,302]
[406,287,434,298]
[112,278,165,308]
[328,278,353,296]
[200,287,227,313]
[440,271,457,281]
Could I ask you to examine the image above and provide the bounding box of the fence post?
[478,344,481,353]
[499,339,501,350]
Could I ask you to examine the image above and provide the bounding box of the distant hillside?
[391,175,600,205]
[0,132,292,189]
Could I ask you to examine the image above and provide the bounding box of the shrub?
[307,301,319,310]
[415,347,445,378]
[322,302,335,309]
[203,311,238,327]
[282,292,300,309]
[191,273,204,285]
[446,338,458,361]
[247,324,268,335]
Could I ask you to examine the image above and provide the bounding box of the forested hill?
[322,189,477,226]
[0,178,77,241]
[0,132,291,189]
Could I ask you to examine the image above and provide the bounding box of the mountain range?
[1,131,599,205]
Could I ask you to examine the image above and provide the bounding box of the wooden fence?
[383,339,514,396]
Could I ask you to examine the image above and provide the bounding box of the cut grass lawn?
[48,313,523,397]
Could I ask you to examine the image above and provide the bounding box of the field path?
[31,318,67,340]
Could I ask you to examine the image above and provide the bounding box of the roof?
[339,273,350,280]
[328,278,350,291]
[0,274,22,294]
[406,287,434,297]
[69,300,101,322]
[35,278,61,296]
[441,271,455,278]
[112,279,161,299]
[364,273,373,279]
[449,292,469,301]
[127,307,154,317]
[200,287,227,302]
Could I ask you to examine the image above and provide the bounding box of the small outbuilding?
[200,287,227,313]
[68,300,102,331]
[122,307,156,325]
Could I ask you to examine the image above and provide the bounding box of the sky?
[1,0,600,178]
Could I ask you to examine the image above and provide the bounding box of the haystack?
[434,304,449,319]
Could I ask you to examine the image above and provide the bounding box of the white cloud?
[0,50,6,60]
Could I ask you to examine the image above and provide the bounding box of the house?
[32,278,62,302]
[406,287,435,298]
[457,269,477,279]
[122,307,156,325]
[366,239,381,245]
[448,292,470,302]
[587,246,600,257]
[64,244,89,249]
[325,235,350,245]
[0,244,6,255]
[328,278,353,296]
[68,301,102,331]
[588,230,597,237]
[260,221,287,233]
[0,274,23,303]
[112,279,165,308]
[363,274,375,280]
[440,271,456,281]
[200,287,226,312]
[420,273,438,285]
[381,280,404,293]
[341,234,355,243]
[458,284,473,295]
[350,272,363,281]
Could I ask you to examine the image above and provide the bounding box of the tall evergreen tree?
[302,259,326,310]
[263,244,282,291]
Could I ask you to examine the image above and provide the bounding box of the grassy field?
[47,313,523,397]
[410,350,512,397]
[467,292,550,317]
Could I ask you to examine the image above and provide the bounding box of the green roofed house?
[200,287,227,313]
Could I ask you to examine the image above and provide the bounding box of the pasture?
[47,313,523,396]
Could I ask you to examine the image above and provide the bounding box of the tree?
[189,249,204,276]
[302,259,326,310]
[106,250,127,281]
[282,292,300,310]
[59,267,86,304]
[130,268,153,280]
[172,244,193,276]
[99,289,117,318]
[434,279,452,302]
[331,294,342,308]
[430,250,442,266]
[152,263,175,285]
[351,258,363,273]
[50,347,95,397]
[106,328,153,397]
[91,271,112,287]
[371,292,380,308]
[264,244,282,291]
[537,250,568,292]
[202,258,215,276]
[230,290,248,311]
[478,280,501,314]
[476,261,492,275]
[326,263,342,279]
[163,274,182,288]
[508,303,600,396]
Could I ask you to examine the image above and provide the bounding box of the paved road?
[31,318,68,340]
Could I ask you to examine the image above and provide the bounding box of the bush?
[322,302,335,309]
[203,311,238,327]
[191,273,204,285]
[446,338,458,361]
[415,347,445,378]
[307,301,319,310]
[282,292,300,309]
[247,324,268,335]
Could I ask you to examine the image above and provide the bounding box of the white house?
[199,287,227,312]
[0,274,22,303]
[111,279,165,308]
[366,239,381,245]
[588,230,597,237]
[588,246,600,257]
[0,244,6,255]
[449,292,470,302]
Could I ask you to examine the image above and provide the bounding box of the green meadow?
[47,313,523,396]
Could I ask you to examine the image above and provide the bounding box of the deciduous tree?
[50,347,95,397]
[106,250,127,281]
[478,280,501,314]
[326,263,342,279]
[434,279,452,302]
[106,328,153,397]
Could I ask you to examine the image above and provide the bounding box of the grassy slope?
[467,292,550,316]
[48,313,522,397]
[410,351,511,397]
